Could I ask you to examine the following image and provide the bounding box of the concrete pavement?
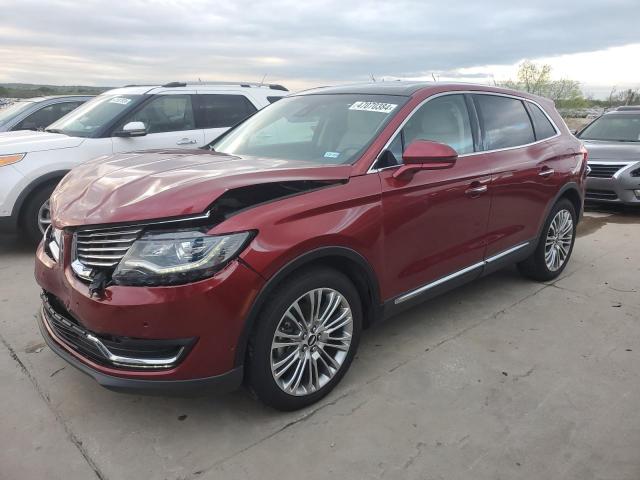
[1,207,638,480]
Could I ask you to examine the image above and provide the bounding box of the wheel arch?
[535,182,583,241]
[14,170,69,224]
[235,247,382,367]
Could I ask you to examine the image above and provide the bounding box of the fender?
[234,246,382,367]
[5,170,70,229]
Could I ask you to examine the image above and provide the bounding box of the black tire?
[246,267,362,411]
[517,198,577,281]
[20,183,57,245]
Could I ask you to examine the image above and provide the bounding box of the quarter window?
[528,103,556,140]
[125,95,196,134]
[195,94,257,129]
[475,95,535,150]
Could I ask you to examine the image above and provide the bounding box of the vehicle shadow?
[0,233,38,255]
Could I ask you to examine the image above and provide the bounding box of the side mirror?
[114,121,147,137]
[392,140,457,179]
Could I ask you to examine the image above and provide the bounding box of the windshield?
[46,94,143,137]
[0,101,34,125]
[579,114,640,142]
[211,94,407,164]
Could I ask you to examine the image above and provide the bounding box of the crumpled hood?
[584,140,640,163]
[51,149,352,228]
[0,130,84,154]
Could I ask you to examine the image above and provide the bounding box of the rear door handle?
[539,167,554,177]
[176,138,197,145]
[465,184,488,197]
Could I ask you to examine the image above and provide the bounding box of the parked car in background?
[0,95,91,132]
[577,106,640,205]
[0,82,287,242]
[35,82,586,410]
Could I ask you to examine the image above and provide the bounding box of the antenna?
[260,73,267,86]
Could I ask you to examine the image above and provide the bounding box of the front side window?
[123,95,196,134]
[47,95,143,137]
[377,94,474,168]
[578,114,640,142]
[403,94,474,155]
[212,94,406,165]
[475,95,535,150]
[195,94,257,129]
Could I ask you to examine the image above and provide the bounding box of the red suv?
[35,83,587,410]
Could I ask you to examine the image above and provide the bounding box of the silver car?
[577,106,640,205]
[0,95,92,132]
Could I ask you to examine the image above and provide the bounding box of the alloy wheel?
[37,199,51,234]
[544,209,573,272]
[270,288,353,396]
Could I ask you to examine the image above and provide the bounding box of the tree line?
[497,61,639,109]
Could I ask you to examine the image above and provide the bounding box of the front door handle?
[465,184,488,197]
[176,138,197,145]
[539,167,554,177]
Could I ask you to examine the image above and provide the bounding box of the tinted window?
[125,95,195,134]
[403,95,474,155]
[14,101,84,131]
[196,94,257,129]
[475,95,535,150]
[528,103,556,140]
[578,114,640,142]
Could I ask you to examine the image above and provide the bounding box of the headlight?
[0,153,25,166]
[112,230,253,286]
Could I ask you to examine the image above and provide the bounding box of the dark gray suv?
[578,106,640,205]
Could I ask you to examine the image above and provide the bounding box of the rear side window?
[195,94,257,128]
[475,95,535,150]
[528,103,557,140]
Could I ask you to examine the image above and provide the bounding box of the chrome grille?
[74,226,143,269]
[587,164,626,178]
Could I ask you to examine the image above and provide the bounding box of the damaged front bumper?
[34,236,264,394]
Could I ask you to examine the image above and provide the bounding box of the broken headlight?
[112,230,253,286]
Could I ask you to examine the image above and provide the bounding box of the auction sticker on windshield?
[349,101,397,114]
[109,97,132,105]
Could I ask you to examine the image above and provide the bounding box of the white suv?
[0,82,287,242]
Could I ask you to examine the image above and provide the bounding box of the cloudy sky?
[1,0,639,97]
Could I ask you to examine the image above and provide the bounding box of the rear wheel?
[247,267,362,411]
[518,198,576,281]
[21,183,57,244]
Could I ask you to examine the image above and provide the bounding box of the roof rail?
[615,105,640,111]
[160,81,288,91]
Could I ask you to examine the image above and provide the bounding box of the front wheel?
[518,198,577,281]
[247,267,362,411]
[21,184,57,245]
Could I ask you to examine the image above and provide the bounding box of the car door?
[194,93,258,144]
[472,94,564,261]
[111,92,204,153]
[376,93,492,302]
